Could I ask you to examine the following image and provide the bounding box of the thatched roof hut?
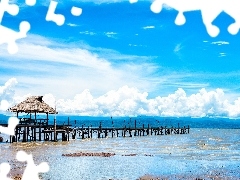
[9,96,57,125]
[9,96,57,114]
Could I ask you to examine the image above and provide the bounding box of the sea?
[0,114,240,179]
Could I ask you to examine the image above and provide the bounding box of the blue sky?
[1,0,240,116]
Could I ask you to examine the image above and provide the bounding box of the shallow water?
[1,128,240,179]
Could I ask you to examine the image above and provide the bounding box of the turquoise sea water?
[0,115,240,179]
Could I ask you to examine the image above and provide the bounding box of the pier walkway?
[0,120,190,143]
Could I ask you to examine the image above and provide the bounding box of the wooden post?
[165,126,167,135]
[90,125,93,138]
[147,124,150,135]
[17,127,20,141]
[47,113,49,126]
[88,126,90,138]
[62,132,65,141]
[34,111,36,125]
[82,125,84,139]
[23,128,26,142]
[72,129,76,139]
[15,127,18,142]
[39,126,41,141]
[97,128,100,138]
[34,126,36,141]
[98,122,102,138]
[142,124,145,136]
[27,126,29,142]
[44,128,45,140]
[129,129,132,137]
[160,126,163,135]
[67,126,69,141]
[54,117,57,141]
[105,129,107,138]
[177,123,180,134]
[112,121,114,138]
[134,120,137,136]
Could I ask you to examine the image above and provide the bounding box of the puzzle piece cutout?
[0,0,19,23]
[129,0,138,4]
[0,117,19,136]
[0,0,82,54]
[0,163,12,180]
[0,0,31,54]
[0,21,30,54]
[46,1,82,26]
[46,0,65,26]
[25,0,36,6]
[16,151,49,180]
[149,0,240,37]
[71,6,82,16]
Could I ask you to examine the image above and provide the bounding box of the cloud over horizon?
[1,78,240,118]
[0,78,18,111]
[50,86,237,117]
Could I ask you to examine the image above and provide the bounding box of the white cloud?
[67,23,79,27]
[0,78,18,111]
[219,52,226,57]
[71,0,149,4]
[129,44,137,47]
[211,41,230,45]
[43,93,56,109]
[174,43,182,53]
[80,31,96,35]
[143,26,155,29]
[1,77,240,118]
[129,0,138,3]
[42,86,240,118]
[104,32,117,38]
[0,34,157,99]
[174,43,183,59]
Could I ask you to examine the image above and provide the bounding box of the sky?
[1,0,240,117]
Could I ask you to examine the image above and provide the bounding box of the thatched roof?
[9,96,57,114]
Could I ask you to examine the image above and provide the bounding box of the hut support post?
[39,126,41,141]
[47,113,49,126]
[34,112,36,125]
[54,117,57,142]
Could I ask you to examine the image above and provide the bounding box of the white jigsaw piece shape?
[16,151,49,180]
[46,0,65,26]
[71,6,82,16]
[150,0,240,37]
[129,0,138,4]
[0,0,31,54]
[0,0,19,23]
[0,163,12,180]
[0,117,19,136]
[0,21,30,54]
[25,0,36,6]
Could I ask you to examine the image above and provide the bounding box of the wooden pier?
[0,120,190,143]
[0,95,190,143]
